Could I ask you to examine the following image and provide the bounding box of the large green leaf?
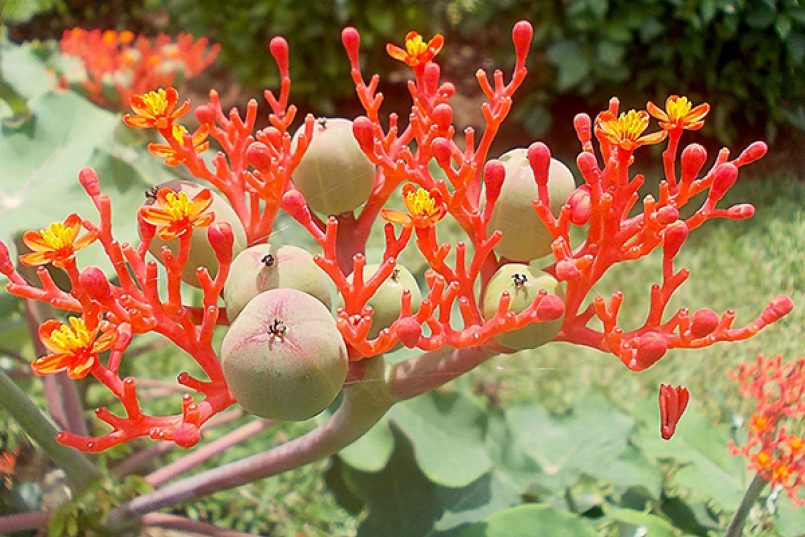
[338,416,395,473]
[775,496,805,537]
[0,91,153,266]
[606,506,689,537]
[505,392,635,491]
[634,405,746,509]
[434,504,597,537]
[0,37,54,100]
[389,391,492,487]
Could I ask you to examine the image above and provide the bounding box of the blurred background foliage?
[3,0,804,153]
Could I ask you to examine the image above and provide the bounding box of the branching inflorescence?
[58,28,218,110]
[0,21,793,456]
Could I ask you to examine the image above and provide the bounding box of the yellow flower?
[381,184,447,228]
[140,187,214,240]
[33,317,115,379]
[647,95,710,131]
[386,31,445,68]
[19,214,97,268]
[595,109,667,152]
[123,87,190,130]
[148,124,210,166]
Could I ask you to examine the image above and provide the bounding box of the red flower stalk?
[658,384,690,440]
[59,28,218,110]
[729,356,804,505]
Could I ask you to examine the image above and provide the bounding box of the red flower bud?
[655,206,679,225]
[555,260,580,281]
[511,21,533,58]
[536,294,564,321]
[208,222,234,263]
[680,143,707,181]
[691,308,719,338]
[736,141,767,166]
[432,104,453,130]
[431,137,453,168]
[663,221,688,258]
[576,151,598,182]
[710,163,739,202]
[0,241,13,275]
[341,27,360,65]
[567,186,592,226]
[526,142,551,188]
[659,384,690,440]
[352,116,374,154]
[79,167,101,197]
[172,423,201,448]
[632,332,668,371]
[573,114,592,143]
[194,104,216,124]
[269,36,289,74]
[246,141,273,170]
[281,190,310,222]
[726,204,755,220]
[395,317,422,348]
[761,296,794,324]
[483,160,506,207]
[79,266,112,301]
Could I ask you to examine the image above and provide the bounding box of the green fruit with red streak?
[482,263,564,351]
[347,263,421,339]
[143,180,247,287]
[487,148,576,261]
[221,288,348,421]
[223,244,332,321]
[292,118,376,216]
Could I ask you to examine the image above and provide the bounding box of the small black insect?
[512,273,528,287]
[261,254,276,267]
[268,318,287,338]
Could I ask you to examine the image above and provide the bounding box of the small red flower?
[148,124,210,166]
[595,109,667,152]
[381,184,447,228]
[140,187,214,241]
[123,87,190,130]
[658,384,690,440]
[647,95,710,131]
[19,214,97,268]
[386,31,444,68]
[33,317,116,379]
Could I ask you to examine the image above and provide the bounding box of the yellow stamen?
[405,35,429,57]
[666,97,692,121]
[141,89,169,115]
[49,318,92,352]
[162,191,196,221]
[405,187,438,217]
[171,125,188,143]
[40,222,77,250]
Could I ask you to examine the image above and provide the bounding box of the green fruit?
[143,180,247,287]
[347,263,422,339]
[221,288,348,421]
[224,244,332,321]
[292,118,376,216]
[482,263,564,351]
[487,148,576,261]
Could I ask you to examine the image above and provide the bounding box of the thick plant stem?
[106,357,395,525]
[724,473,768,537]
[141,513,258,536]
[0,511,49,533]
[0,370,101,491]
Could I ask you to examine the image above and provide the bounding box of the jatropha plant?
[57,28,218,110]
[0,20,795,530]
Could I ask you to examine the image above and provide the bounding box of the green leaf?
[0,91,150,265]
[435,504,597,537]
[0,38,55,100]
[390,391,492,487]
[775,495,805,537]
[606,506,684,537]
[546,41,590,91]
[506,392,634,490]
[338,416,395,473]
[634,405,747,509]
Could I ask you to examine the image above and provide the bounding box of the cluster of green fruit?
[141,118,577,422]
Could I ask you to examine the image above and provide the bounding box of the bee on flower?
[139,186,215,240]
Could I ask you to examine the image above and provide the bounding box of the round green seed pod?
[482,263,564,351]
[142,180,247,287]
[224,244,332,321]
[221,288,348,421]
[291,118,376,216]
[487,148,576,261]
[347,263,422,339]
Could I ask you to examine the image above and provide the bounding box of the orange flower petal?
[190,188,213,217]
[22,231,50,252]
[73,230,98,251]
[380,208,411,225]
[38,319,66,353]
[93,330,116,353]
[19,251,52,267]
[386,43,408,62]
[639,130,668,145]
[67,356,95,379]
[193,213,215,229]
[140,207,174,226]
[686,102,710,122]
[428,34,444,55]
[172,100,191,120]
[123,115,152,128]
[31,353,72,376]
[646,101,669,122]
